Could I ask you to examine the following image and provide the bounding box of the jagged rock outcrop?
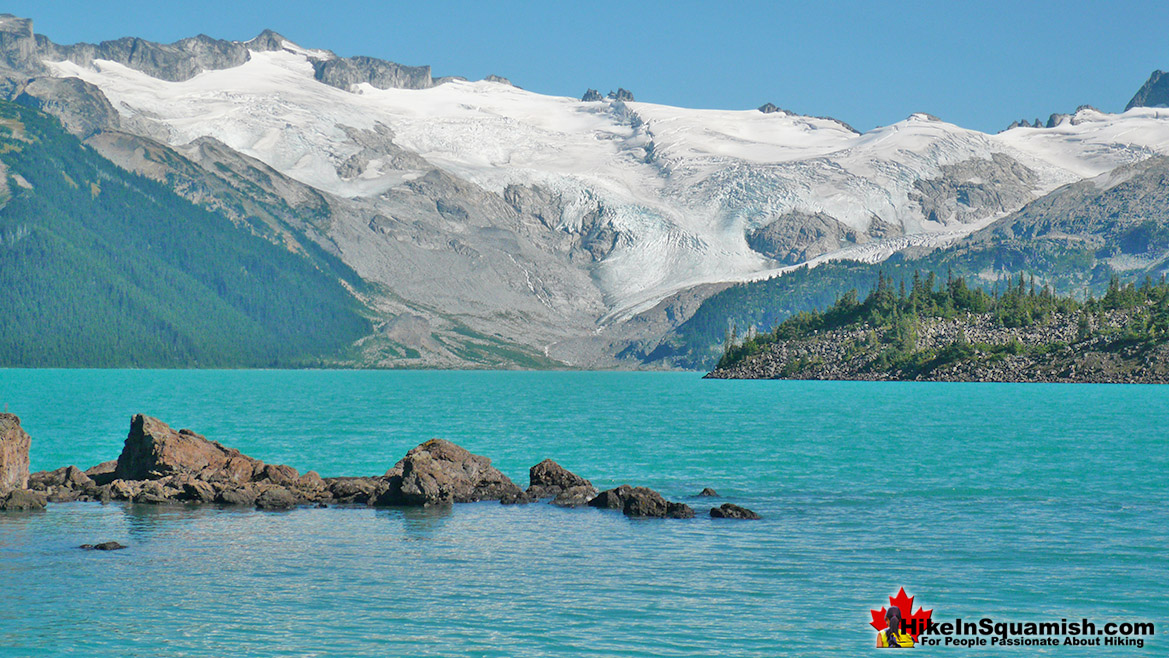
[38,33,251,82]
[483,74,512,86]
[0,413,31,492]
[710,503,761,520]
[311,55,432,91]
[607,88,634,102]
[377,439,522,506]
[581,88,602,102]
[114,414,265,483]
[588,484,695,519]
[758,103,782,114]
[0,15,46,74]
[1126,70,1169,110]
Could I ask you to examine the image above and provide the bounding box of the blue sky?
[6,0,1167,132]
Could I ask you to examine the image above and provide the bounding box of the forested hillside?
[0,101,371,367]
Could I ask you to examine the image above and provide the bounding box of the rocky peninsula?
[0,413,758,522]
[708,274,1169,383]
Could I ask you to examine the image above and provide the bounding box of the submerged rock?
[0,413,31,492]
[588,485,694,519]
[710,503,761,520]
[377,439,521,506]
[80,541,126,551]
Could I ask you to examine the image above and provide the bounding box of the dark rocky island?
[708,273,1169,383]
[1,413,760,521]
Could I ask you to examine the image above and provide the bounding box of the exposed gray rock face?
[0,15,45,74]
[1003,118,1043,131]
[39,34,251,82]
[912,153,1039,226]
[13,76,120,138]
[378,439,522,506]
[311,55,432,91]
[587,484,695,518]
[963,155,1169,265]
[1126,70,1169,110]
[581,88,602,102]
[607,88,634,102]
[483,74,512,86]
[758,103,782,114]
[245,29,288,53]
[0,413,31,492]
[710,503,761,519]
[746,211,870,264]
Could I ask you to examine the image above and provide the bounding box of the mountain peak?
[1126,70,1169,110]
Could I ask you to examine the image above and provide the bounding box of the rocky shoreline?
[707,310,1169,384]
[0,413,758,523]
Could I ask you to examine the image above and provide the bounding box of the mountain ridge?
[2,12,1169,369]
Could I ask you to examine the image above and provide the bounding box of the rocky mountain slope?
[3,13,1169,368]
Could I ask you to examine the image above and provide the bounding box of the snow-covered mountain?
[4,14,1169,367]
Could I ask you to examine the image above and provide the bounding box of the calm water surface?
[0,370,1165,656]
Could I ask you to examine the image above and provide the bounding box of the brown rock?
[108,479,141,501]
[0,413,31,492]
[698,487,719,497]
[113,415,299,489]
[377,439,521,506]
[179,480,217,503]
[84,460,118,486]
[258,463,300,486]
[527,459,596,499]
[29,465,94,491]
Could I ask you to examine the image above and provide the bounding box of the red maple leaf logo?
[870,587,933,641]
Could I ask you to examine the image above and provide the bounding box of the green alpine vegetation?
[709,272,1169,383]
[0,101,371,367]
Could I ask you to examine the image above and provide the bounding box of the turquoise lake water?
[0,370,1165,656]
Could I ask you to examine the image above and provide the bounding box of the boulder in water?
[377,439,522,506]
[526,459,596,500]
[710,503,761,520]
[588,484,694,519]
[80,541,126,551]
[0,488,46,511]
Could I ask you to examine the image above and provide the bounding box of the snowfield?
[45,45,1169,320]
